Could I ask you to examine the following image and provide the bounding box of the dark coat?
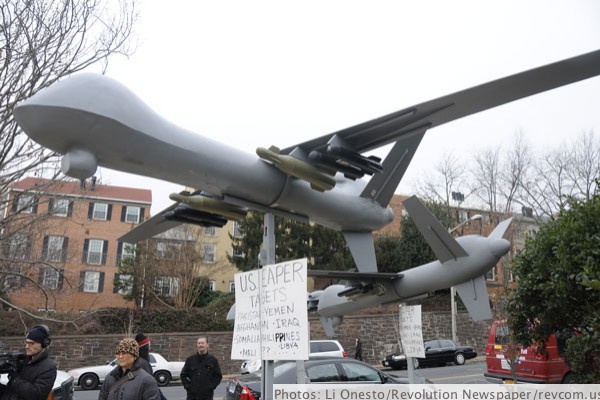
[0,350,57,400]
[180,353,222,400]
[98,357,161,400]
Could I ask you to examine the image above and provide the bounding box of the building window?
[92,203,109,220]
[84,239,107,265]
[15,194,35,213]
[7,234,31,260]
[40,268,61,290]
[43,235,68,263]
[232,221,243,239]
[156,241,181,260]
[154,276,179,297]
[204,226,216,236]
[208,280,216,291]
[507,266,514,283]
[117,242,136,264]
[49,198,71,217]
[114,273,133,295]
[203,244,216,263]
[80,271,104,293]
[232,245,244,258]
[124,206,141,223]
[2,265,23,290]
[229,281,235,293]
[485,266,497,281]
[457,209,468,224]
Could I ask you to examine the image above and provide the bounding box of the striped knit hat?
[135,332,150,348]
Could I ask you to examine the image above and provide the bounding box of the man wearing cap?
[0,325,57,400]
[99,338,160,400]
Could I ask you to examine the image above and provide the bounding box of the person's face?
[116,352,135,370]
[24,339,43,356]
[197,338,208,354]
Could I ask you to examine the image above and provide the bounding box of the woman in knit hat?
[98,338,160,400]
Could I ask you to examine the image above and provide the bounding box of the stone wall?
[0,311,491,375]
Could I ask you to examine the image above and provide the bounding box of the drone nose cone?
[490,238,511,258]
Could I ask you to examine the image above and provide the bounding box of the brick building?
[2,177,151,312]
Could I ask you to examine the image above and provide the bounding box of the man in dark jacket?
[181,337,222,400]
[0,325,57,400]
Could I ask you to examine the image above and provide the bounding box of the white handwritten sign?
[231,258,309,360]
[399,304,425,358]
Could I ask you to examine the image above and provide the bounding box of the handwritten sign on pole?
[399,304,426,358]
[231,258,309,360]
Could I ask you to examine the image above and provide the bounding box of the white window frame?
[232,221,243,239]
[83,271,101,292]
[204,226,216,237]
[2,265,22,289]
[486,266,497,281]
[17,194,34,213]
[125,206,141,223]
[121,242,136,262]
[87,239,104,265]
[46,236,65,263]
[93,203,108,220]
[208,280,216,291]
[229,281,235,293]
[51,198,70,217]
[41,268,60,290]
[156,241,181,260]
[203,244,217,263]
[154,276,179,297]
[115,274,133,295]
[232,245,244,258]
[8,234,30,260]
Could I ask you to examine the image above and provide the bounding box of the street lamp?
[449,213,483,343]
[448,213,483,235]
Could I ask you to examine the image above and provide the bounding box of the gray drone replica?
[14,49,600,333]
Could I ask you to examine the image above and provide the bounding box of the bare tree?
[0,0,137,314]
[118,225,221,311]
[520,146,573,219]
[567,130,600,201]
[471,146,501,213]
[500,131,532,213]
[420,130,599,222]
[416,151,470,211]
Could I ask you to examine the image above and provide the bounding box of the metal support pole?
[262,213,275,400]
[451,286,457,343]
[400,302,416,384]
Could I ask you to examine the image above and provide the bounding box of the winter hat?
[115,338,139,358]
[135,332,150,348]
[26,325,49,344]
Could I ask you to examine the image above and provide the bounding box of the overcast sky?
[94,1,600,214]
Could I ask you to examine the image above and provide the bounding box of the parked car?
[240,339,346,374]
[1,369,74,400]
[484,320,573,384]
[67,352,184,390]
[228,358,407,400]
[382,339,477,370]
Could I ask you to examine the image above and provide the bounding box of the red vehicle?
[484,320,573,384]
